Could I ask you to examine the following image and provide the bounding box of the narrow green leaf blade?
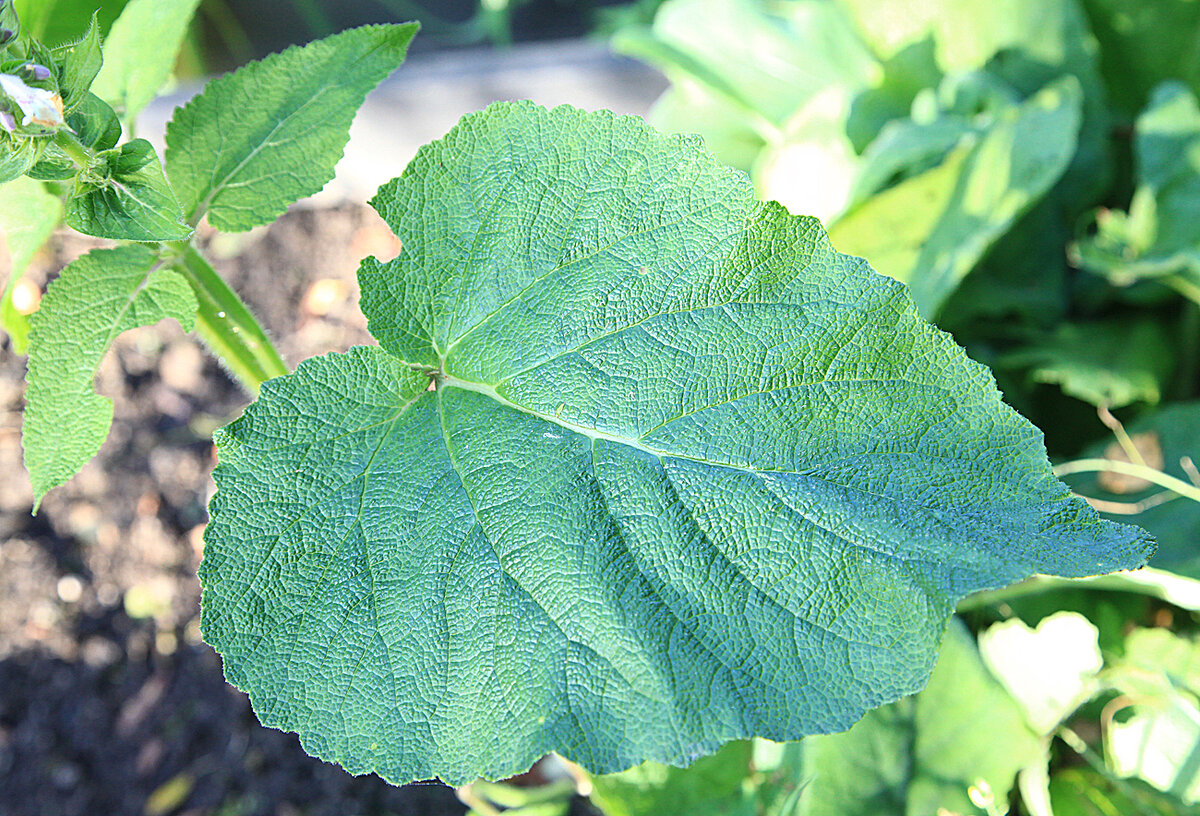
[23,245,196,505]
[165,23,417,232]
[201,102,1152,786]
[0,176,62,352]
[65,138,191,241]
[91,0,203,121]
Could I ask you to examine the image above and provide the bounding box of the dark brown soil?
[0,204,467,816]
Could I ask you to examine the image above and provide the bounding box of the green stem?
[168,243,288,395]
[53,130,92,168]
[1053,458,1200,505]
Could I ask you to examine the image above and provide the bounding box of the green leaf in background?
[199,102,1151,786]
[1049,768,1199,816]
[22,245,196,506]
[0,176,62,352]
[1062,400,1200,577]
[798,619,1043,816]
[830,78,1082,317]
[978,612,1102,734]
[1107,628,1200,803]
[589,739,808,816]
[1080,0,1200,117]
[91,0,203,122]
[1075,82,1200,288]
[65,138,191,241]
[52,13,103,114]
[996,318,1175,408]
[839,0,1110,207]
[165,22,417,232]
[613,0,880,220]
[590,740,758,816]
[13,0,130,46]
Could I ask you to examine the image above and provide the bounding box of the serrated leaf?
[52,12,102,113]
[830,77,1082,317]
[199,102,1151,786]
[798,619,1043,816]
[91,0,202,122]
[0,176,61,352]
[65,138,190,241]
[165,23,417,233]
[22,245,196,506]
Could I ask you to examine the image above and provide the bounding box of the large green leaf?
[0,176,62,352]
[199,102,1151,786]
[798,619,1043,816]
[91,0,202,122]
[830,78,1082,317]
[1062,401,1200,577]
[164,23,417,233]
[22,245,196,506]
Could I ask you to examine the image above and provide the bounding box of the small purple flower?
[0,109,15,133]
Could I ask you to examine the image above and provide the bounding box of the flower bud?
[0,29,13,46]
[21,63,50,82]
[0,109,15,133]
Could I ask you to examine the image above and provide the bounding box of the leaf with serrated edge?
[200,102,1152,785]
[66,138,191,241]
[91,0,202,121]
[23,245,196,506]
[165,23,417,233]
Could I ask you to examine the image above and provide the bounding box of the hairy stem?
[52,130,92,169]
[168,242,288,395]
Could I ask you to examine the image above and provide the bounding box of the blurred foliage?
[602,0,1200,813]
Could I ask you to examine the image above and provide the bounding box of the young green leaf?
[0,176,61,352]
[798,619,1043,816]
[52,12,102,113]
[23,245,196,507]
[65,138,191,241]
[90,0,202,122]
[200,102,1151,786]
[165,22,418,232]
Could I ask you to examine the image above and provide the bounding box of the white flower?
[0,72,64,130]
